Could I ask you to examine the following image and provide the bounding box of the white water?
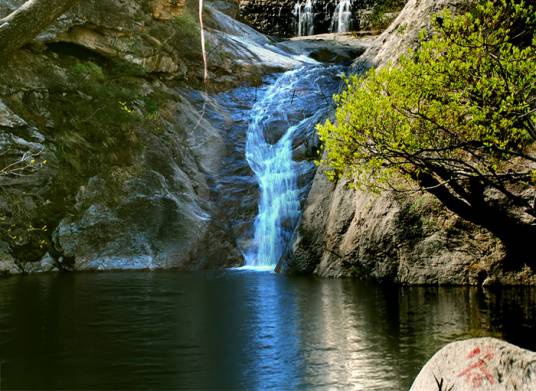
[330,0,353,33]
[293,0,315,36]
[228,265,276,272]
[244,66,340,268]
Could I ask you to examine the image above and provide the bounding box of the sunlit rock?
[0,100,27,128]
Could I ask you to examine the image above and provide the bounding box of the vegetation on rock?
[318,0,536,261]
[365,0,407,30]
[0,48,171,264]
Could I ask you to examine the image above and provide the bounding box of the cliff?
[0,0,312,275]
[279,0,536,285]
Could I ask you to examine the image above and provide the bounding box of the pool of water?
[0,271,534,390]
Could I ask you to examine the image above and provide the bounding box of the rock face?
[0,0,314,275]
[277,32,373,63]
[410,338,536,391]
[355,0,469,66]
[279,172,536,285]
[280,0,536,285]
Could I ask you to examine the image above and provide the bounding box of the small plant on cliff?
[317,0,536,260]
[171,7,202,57]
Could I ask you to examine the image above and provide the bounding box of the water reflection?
[0,272,534,390]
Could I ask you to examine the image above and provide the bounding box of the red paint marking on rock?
[457,347,495,387]
[467,347,481,358]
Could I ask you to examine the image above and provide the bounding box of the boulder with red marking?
[410,338,536,391]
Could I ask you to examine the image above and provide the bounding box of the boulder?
[410,338,536,391]
[0,100,27,128]
[279,167,509,284]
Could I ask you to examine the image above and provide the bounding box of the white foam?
[228,265,276,272]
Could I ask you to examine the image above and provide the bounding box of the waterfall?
[292,2,301,36]
[330,0,352,33]
[244,66,342,268]
[244,70,303,268]
[293,0,315,37]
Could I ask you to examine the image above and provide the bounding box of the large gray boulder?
[278,172,510,285]
[410,338,536,391]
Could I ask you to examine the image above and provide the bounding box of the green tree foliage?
[318,0,536,257]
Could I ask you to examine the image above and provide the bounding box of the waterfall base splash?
[228,265,276,272]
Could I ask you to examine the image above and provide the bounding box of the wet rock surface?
[276,32,374,63]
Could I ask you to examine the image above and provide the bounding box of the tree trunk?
[417,172,536,267]
[0,0,80,60]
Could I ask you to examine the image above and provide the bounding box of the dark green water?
[0,271,535,390]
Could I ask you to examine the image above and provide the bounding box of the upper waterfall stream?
[293,0,315,36]
[292,0,354,36]
[331,0,353,33]
[243,65,343,268]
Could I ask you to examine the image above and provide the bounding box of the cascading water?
[330,0,353,33]
[244,65,342,268]
[293,0,315,36]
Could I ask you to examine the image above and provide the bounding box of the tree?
[0,0,80,60]
[318,0,536,261]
